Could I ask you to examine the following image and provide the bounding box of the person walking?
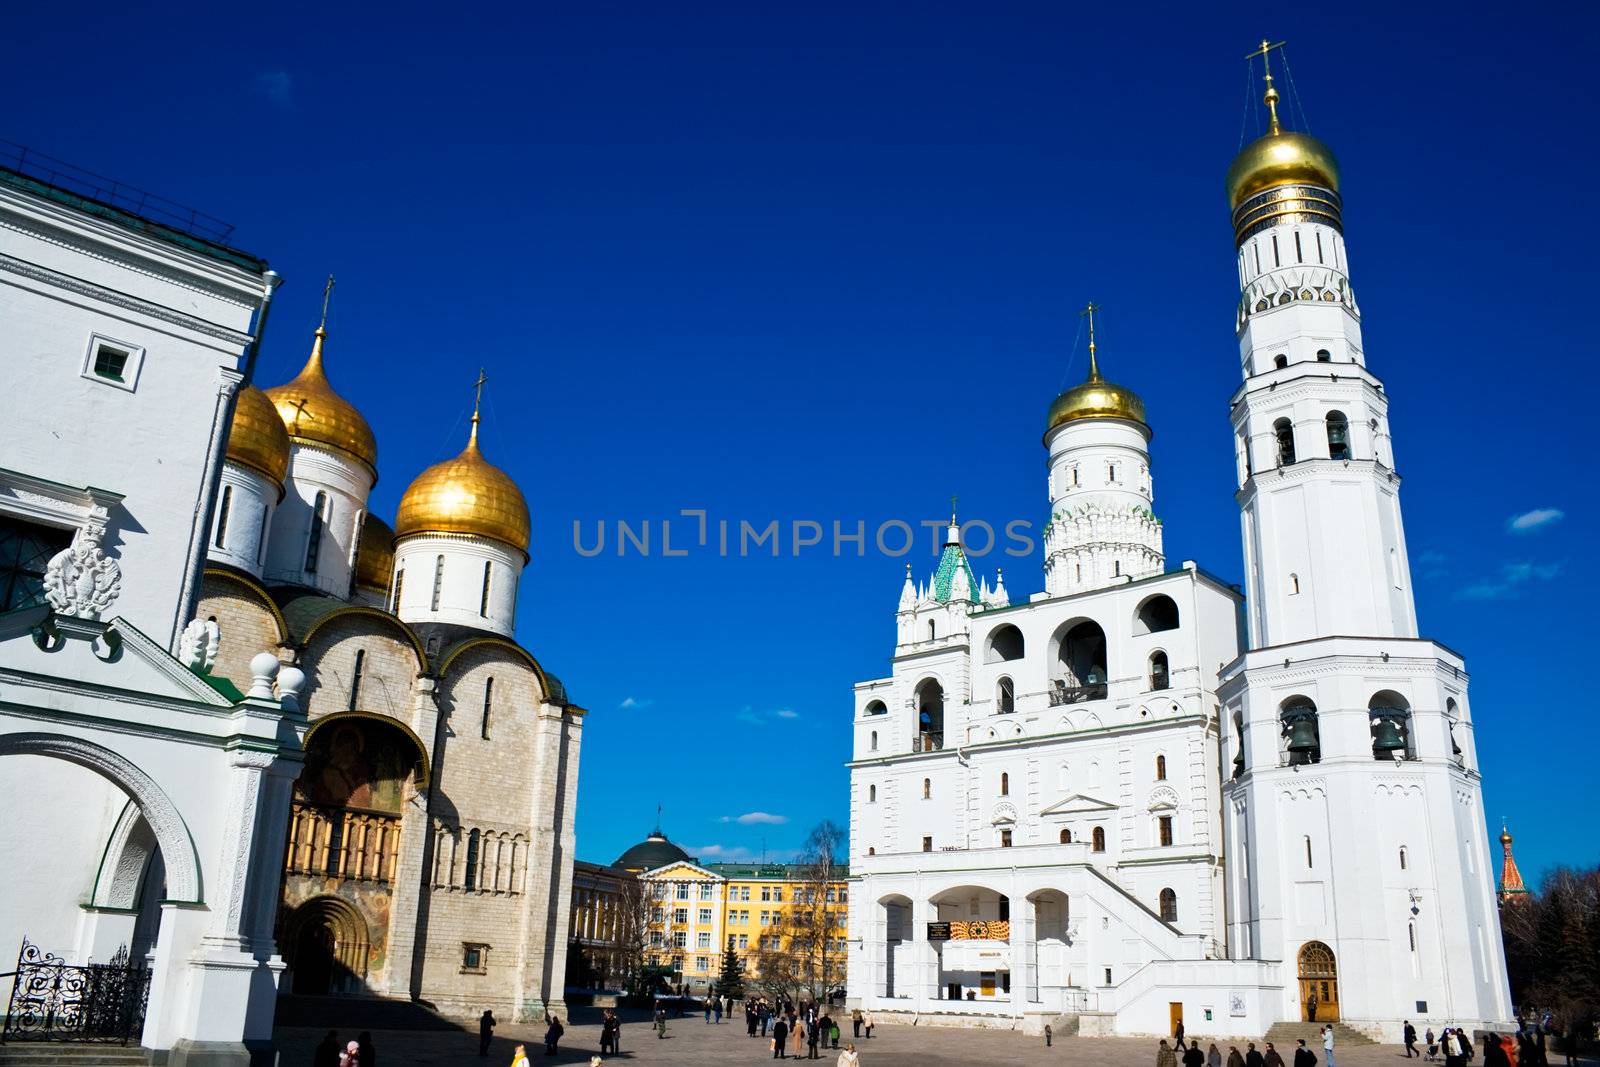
[1184,1040,1206,1067]
[852,1008,863,1039]
[837,1042,861,1067]
[1176,1020,1188,1051]
[1406,1021,1419,1059]
[705,998,713,1024]
[773,1015,790,1060]
[313,1031,341,1067]
[1293,1039,1317,1067]
[1157,1039,1179,1067]
[479,1010,497,1057]
[714,998,724,1024]
[808,1015,822,1060]
[544,1016,564,1057]
[1208,1042,1223,1067]
[762,1003,773,1038]
[1262,1043,1284,1067]
[655,1007,669,1040]
[1228,1047,1245,1067]
[1322,1025,1336,1067]
[1483,1033,1512,1067]
[863,1011,875,1039]
[599,1010,617,1056]
[1246,1042,1264,1067]
[357,1031,375,1067]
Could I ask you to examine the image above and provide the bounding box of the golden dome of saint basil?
[225,384,292,491]
[395,418,531,553]
[264,326,378,476]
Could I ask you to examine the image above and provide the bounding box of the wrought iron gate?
[1,939,151,1044]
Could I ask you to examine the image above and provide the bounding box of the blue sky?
[9,2,1595,883]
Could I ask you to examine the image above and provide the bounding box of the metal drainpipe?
[169,269,282,650]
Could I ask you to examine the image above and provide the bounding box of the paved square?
[276,1011,1423,1067]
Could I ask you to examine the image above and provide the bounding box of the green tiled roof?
[931,542,979,604]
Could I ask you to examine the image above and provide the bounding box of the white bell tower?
[1217,42,1511,1034]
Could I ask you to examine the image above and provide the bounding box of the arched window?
[916,679,945,751]
[1059,828,1072,844]
[996,677,1015,714]
[1000,772,1009,797]
[1399,846,1408,871]
[922,778,931,800]
[1274,418,1296,466]
[391,569,405,612]
[214,485,232,548]
[869,784,877,803]
[1136,595,1180,634]
[431,554,446,611]
[465,828,482,890]
[1290,573,1301,595]
[1280,697,1321,765]
[986,625,1025,663]
[869,731,877,752]
[1092,826,1106,853]
[1274,354,1288,369]
[1326,411,1351,461]
[864,700,888,716]
[481,677,494,740]
[928,620,937,641]
[305,491,328,572]
[1149,651,1170,691]
[347,649,365,710]
[480,561,493,617]
[1305,835,1314,868]
[1316,348,1332,362]
[1155,754,1167,781]
[1159,888,1177,922]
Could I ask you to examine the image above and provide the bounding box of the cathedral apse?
[279,713,426,995]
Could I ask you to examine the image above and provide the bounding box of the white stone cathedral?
[845,65,1513,1039]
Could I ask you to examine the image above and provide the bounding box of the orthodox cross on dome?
[318,273,336,331]
[1245,38,1288,133]
[468,367,487,447]
[1081,301,1103,380]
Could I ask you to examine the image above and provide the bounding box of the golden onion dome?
[1226,127,1340,210]
[395,418,530,553]
[264,327,378,476]
[354,513,396,592]
[225,384,291,490]
[1045,351,1148,439]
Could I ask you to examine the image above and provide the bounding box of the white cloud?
[1456,560,1564,601]
[774,709,800,719]
[256,70,293,107]
[735,812,787,825]
[619,696,654,710]
[736,705,800,725]
[1507,508,1564,534]
[688,844,797,863]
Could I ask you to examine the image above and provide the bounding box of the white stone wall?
[208,463,279,579]
[263,443,374,598]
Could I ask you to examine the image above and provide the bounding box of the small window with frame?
[81,335,144,392]
[461,942,489,974]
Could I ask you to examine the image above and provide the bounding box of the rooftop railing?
[1,139,238,245]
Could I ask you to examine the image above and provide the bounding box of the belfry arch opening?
[1134,594,1180,635]
[915,679,944,752]
[1050,619,1107,704]
[985,624,1025,663]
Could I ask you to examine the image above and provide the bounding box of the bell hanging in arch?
[1281,707,1320,765]
[1371,710,1409,757]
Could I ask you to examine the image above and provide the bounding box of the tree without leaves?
[786,820,847,1001]
[614,874,657,995]
[1501,865,1600,1042]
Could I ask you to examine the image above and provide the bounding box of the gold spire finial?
[469,367,487,450]
[318,274,336,331]
[1246,38,1288,135]
[305,274,338,373]
[1081,302,1103,381]
[950,493,958,525]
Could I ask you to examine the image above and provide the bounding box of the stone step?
[0,1047,148,1067]
[1263,1022,1379,1048]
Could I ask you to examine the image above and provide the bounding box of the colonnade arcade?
[860,878,1086,1015]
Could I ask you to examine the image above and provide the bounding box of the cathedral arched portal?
[1297,940,1339,1022]
[280,712,429,995]
[283,895,371,995]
